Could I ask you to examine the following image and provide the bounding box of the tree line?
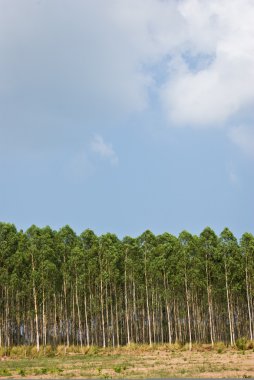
[0,222,253,350]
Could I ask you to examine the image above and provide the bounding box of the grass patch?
[0,368,12,376]
[0,346,253,378]
[18,368,26,376]
[236,338,254,351]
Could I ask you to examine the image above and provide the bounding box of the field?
[0,344,254,378]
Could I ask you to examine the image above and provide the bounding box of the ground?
[0,345,254,378]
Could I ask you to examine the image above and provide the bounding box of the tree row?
[0,223,253,350]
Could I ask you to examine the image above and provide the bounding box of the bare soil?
[0,347,253,378]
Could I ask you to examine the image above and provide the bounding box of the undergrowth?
[0,340,253,358]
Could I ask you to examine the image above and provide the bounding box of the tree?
[199,227,218,346]
[219,228,241,346]
[240,233,254,340]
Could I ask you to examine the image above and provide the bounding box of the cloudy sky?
[0,0,253,237]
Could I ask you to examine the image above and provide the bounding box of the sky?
[0,0,254,238]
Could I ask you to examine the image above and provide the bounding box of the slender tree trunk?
[5,287,10,348]
[124,250,130,345]
[110,284,115,347]
[114,285,120,348]
[75,273,83,347]
[63,278,69,347]
[144,249,152,346]
[173,297,178,343]
[84,292,90,346]
[31,254,40,352]
[185,269,192,350]
[105,283,109,346]
[225,262,234,346]
[100,276,106,348]
[42,287,46,347]
[30,315,34,345]
[89,282,94,345]
[164,274,172,344]
[205,257,214,347]
[72,288,75,345]
[132,278,138,343]
[245,264,253,340]
[142,304,145,344]
[160,301,164,343]
[53,292,57,345]
[230,291,235,344]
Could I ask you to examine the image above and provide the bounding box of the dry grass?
[0,344,253,378]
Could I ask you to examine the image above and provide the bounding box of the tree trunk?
[144,249,152,346]
[100,276,106,348]
[75,273,83,347]
[225,262,234,346]
[124,250,130,345]
[31,253,40,352]
[245,264,253,340]
[84,292,90,346]
[185,269,192,350]
[205,257,214,346]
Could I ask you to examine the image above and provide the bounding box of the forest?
[0,222,253,351]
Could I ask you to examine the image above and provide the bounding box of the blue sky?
[0,0,254,238]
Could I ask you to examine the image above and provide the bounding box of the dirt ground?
[0,347,254,378]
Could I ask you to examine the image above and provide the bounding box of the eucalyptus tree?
[155,233,179,344]
[12,230,33,346]
[80,229,99,346]
[240,233,254,340]
[23,226,56,349]
[56,225,78,346]
[68,245,84,347]
[122,235,144,344]
[199,227,218,346]
[178,231,201,349]
[219,228,241,345]
[38,226,58,347]
[8,230,28,346]
[0,223,18,347]
[147,234,165,344]
[25,225,42,351]
[122,236,134,345]
[101,233,121,347]
[97,233,121,347]
[137,230,157,346]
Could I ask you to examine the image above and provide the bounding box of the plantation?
[0,223,254,350]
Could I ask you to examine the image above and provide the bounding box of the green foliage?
[236,337,248,350]
[18,369,26,376]
[0,222,253,350]
[87,346,100,355]
[113,366,122,373]
[236,338,254,351]
[0,368,12,376]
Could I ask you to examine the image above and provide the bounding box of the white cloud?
[1,0,254,156]
[90,135,119,166]
[161,0,254,128]
[229,126,254,158]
